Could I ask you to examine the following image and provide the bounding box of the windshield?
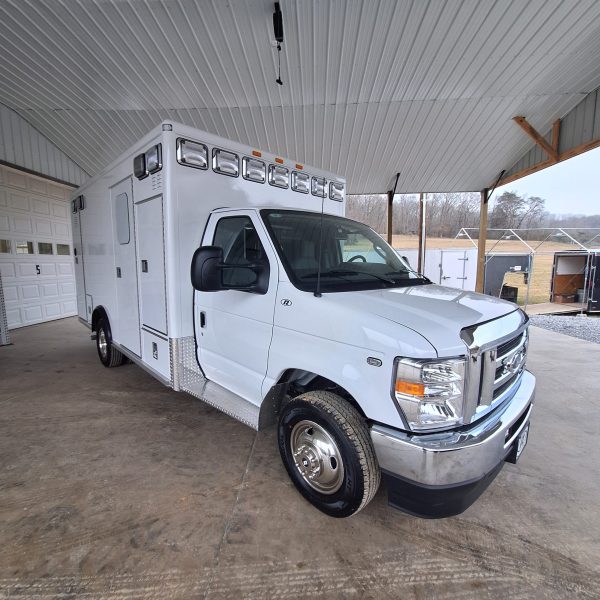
[261,209,429,293]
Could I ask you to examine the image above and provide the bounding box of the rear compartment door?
[110,177,141,355]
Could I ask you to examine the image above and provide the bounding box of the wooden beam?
[551,119,561,153]
[417,193,425,274]
[475,189,489,294]
[494,135,600,188]
[386,190,393,245]
[513,116,559,162]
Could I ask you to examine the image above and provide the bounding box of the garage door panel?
[29,178,47,195]
[6,308,22,327]
[35,219,52,235]
[23,305,43,322]
[7,171,27,190]
[0,215,9,231]
[39,263,57,277]
[47,183,66,199]
[42,283,59,297]
[12,215,33,233]
[8,191,29,211]
[61,299,76,313]
[60,281,75,295]
[33,198,51,215]
[3,285,18,302]
[53,222,69,238]
[44,303,61,317]
[21,284,41,300]
[51,202,68,218]
[0,190,6,207]
[0,262,16,279]
[56,262,73,276]
[18,263,37,277]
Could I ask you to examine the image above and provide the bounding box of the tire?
[278,391,380,518]
[96,318,125,368]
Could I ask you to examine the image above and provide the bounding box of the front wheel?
[278,391,380,517]
[96,318,126,368]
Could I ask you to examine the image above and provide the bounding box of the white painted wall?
[0,103,88,186]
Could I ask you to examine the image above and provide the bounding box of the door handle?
[200,311,206,328]
[141,260,148,273]
[116,267,122,278]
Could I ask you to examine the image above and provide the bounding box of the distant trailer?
[551,251,600,313]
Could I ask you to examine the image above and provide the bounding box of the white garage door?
[0,164,77,329]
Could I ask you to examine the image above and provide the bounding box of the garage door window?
[57,244,70,255]
[0,239,11,254]
[16,241,34,254]
[38,242,53,255]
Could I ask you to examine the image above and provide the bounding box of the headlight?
[393,357,466,431]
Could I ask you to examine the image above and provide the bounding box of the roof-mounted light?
[146,144,162,174]
[177,138,208,169]
[329,181,344,202]
[213,148,239,177]
[243,156,266,183]
[291,171,309,194]
[311,176,326,198]
[268,164,289,188]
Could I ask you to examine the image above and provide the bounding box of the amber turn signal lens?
[275,157,284,164]
[395,380,425,396]
[252,150,262,157]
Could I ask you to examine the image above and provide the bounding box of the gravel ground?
[529,314,600,344]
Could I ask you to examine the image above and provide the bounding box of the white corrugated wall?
[0,102,88,187]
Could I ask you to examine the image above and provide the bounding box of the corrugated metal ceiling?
[1,0,600,193]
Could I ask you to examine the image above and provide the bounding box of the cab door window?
[213,216,268,288]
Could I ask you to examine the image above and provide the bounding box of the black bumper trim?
[383,460,505,519]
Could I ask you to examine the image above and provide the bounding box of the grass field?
[387,234,580,305]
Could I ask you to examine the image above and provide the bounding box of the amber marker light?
[296,163,303,170]
[275,157,284,164]
[252,150,262,157]
[395,381,425,396]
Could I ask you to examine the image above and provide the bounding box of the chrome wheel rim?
[290,420,344,495]
[98,329,108,359]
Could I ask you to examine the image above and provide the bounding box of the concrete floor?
[0,318,599,599]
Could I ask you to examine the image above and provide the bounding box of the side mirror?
[191,246,224,291]
[191,246,270,294]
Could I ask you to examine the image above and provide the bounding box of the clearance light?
[275,157,284,164]
[291,171,310,194]
[252,150,262,157]
[393,357,466,431]
[177,139,208,169]
[268,164,289,188]
[295,163,303,170]
[243,157,266,183]
[213,148,239,177]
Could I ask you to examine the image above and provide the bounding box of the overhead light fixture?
[273,2,284,86]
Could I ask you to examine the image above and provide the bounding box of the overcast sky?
[492,146,600,216]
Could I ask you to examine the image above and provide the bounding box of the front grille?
[497,332,524,357]
[477,328,528,412]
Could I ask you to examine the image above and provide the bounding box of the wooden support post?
[513,116,559,162]
[387,190,393,245]
[476,188,489,293]
[417,193,425,274]
[551,119,561,154]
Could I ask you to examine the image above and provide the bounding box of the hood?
[335,284,519,356]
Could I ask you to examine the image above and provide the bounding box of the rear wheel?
[96,318,125,368]
[278,391,380,517]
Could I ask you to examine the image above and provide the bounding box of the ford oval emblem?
[281,299,292,306]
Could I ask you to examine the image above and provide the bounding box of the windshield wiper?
[303,269,396,285]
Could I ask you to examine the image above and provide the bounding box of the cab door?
[194,211,278,405]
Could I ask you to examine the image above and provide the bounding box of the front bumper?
[370,370,535,517]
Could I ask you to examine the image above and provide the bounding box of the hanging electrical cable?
[273,2,284,85]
